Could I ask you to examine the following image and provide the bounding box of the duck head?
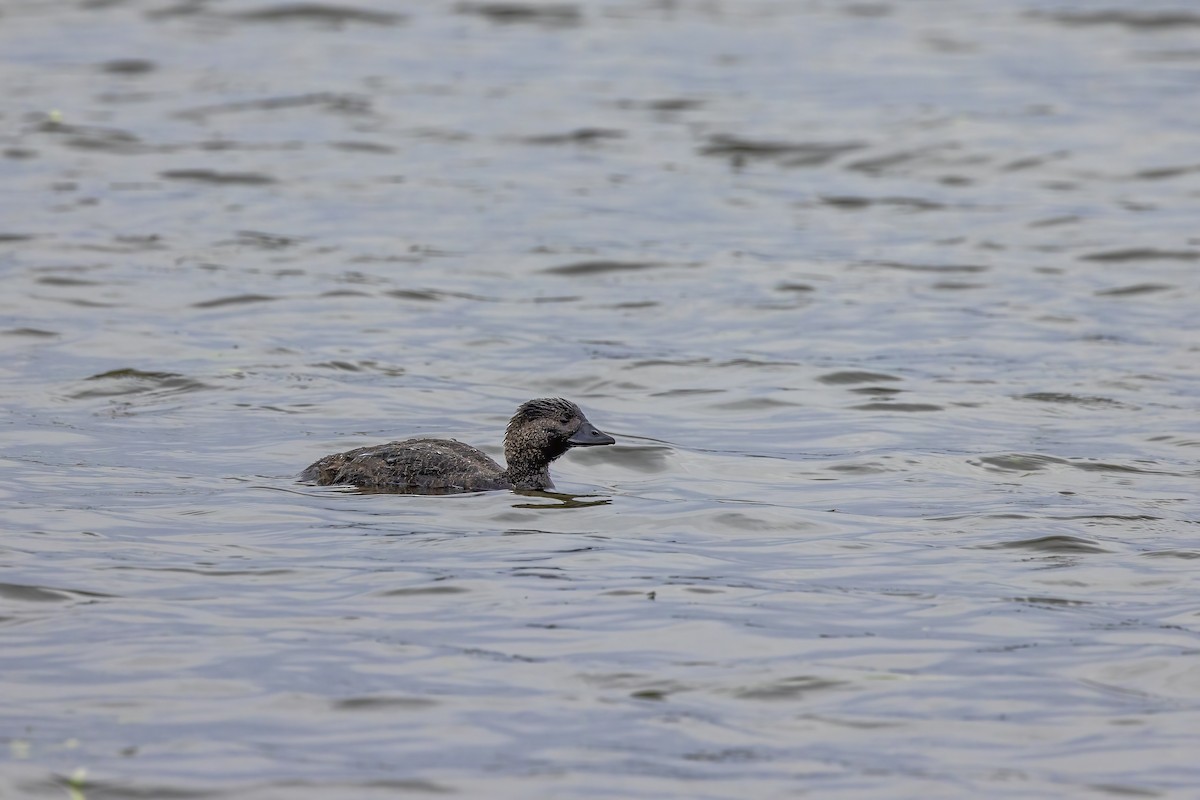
[504,397,615,489]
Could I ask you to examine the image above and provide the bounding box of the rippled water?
[2,1,1199,797]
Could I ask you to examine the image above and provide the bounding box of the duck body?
[301,398,614,493]
[300,438,510,493]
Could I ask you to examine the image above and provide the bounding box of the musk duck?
[301,397,614,493]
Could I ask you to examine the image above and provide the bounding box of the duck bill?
[568,421,615,447]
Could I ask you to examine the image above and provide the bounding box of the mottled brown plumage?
[300,398,614,493]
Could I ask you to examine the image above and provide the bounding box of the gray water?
[2,1,1199,797]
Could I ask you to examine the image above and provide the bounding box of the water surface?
[2,1,1199,797]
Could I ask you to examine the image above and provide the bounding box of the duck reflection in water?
[301,397,615,494]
